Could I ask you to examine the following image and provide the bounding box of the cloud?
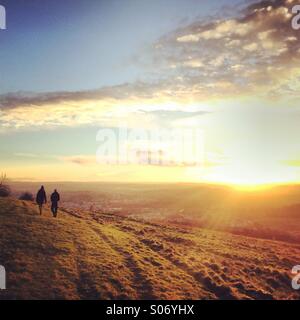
[183,59,204,68]
[1,0,300,131]
[14,153,39,158]
[151,0,300,99]
[0,83,211,130]
[243,42,259,52]
[61,155,96,165]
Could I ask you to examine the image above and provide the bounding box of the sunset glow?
[1,0,300,188]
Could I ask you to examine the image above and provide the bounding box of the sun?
[186,159,300,190]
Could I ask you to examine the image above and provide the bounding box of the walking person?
[50,189,60,218]
[36,186,47,215]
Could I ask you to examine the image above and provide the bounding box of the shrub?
[0,184,11,197]
[0,173,11,198]
[19,192,34,201]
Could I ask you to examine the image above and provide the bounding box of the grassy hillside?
[0,198,299,300]
[10,182,300,243]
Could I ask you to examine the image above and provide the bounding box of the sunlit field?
[0,182,298,300]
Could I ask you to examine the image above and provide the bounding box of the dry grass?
[0,198,299,300]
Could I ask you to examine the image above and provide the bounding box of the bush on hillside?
[19,192,34,201]
[0,173,11,198]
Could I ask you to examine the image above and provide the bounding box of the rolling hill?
[0,197,299,300]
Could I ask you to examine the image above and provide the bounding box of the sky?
[1,0,300,186]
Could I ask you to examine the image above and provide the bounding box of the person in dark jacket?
[36,186,47,215]
[50,189,60,217]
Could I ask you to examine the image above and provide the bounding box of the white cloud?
[243,43,258,52]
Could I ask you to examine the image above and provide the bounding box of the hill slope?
[0,198,299,300]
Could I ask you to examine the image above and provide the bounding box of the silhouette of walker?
[36,186,47,215]
[50,189,60,218]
